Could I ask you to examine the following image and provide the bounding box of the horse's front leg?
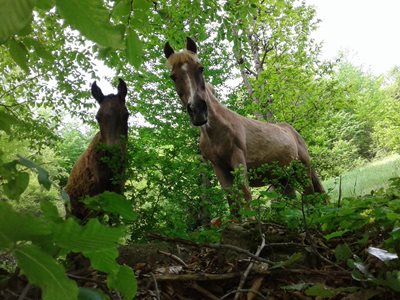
[212,164,238,215]
[230,148,252,202]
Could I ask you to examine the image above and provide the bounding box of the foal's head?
[164,37,208,126]
[91,78,129,146]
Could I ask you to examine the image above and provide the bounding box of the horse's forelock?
[166,50,199,69]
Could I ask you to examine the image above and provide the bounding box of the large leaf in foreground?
[126,29,143,68]
[56,0,124,48]
[53,218,125,273]
[18,155,51,190]
[0,0,34,43]
[0,202,51,249]
[15,244,78,300]
[84,192,137,221]
[108,265,137,300]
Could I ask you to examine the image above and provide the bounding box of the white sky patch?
[306,0,400,75]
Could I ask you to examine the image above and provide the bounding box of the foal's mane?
[166,50,199,69]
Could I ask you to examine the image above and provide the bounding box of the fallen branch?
[147,233,274,265]
[158,250,188,268]
[150,272,242,281]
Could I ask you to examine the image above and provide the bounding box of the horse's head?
[164,37,208,126]
[91,78,129,146]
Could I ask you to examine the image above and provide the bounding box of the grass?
[323,154,400,201]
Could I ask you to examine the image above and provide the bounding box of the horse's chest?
[200,134,235,164]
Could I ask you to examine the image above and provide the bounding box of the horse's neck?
[204,88,234,126]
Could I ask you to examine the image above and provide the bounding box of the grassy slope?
[323,154,400,200]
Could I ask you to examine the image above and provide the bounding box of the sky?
[305,0,400,75]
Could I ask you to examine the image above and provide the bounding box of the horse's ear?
[117,78,127,101]
[91,81,104,103]
[186,37,197,54]
[164,42,174,59]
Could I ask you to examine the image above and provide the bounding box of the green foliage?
[15,244,79,300]
[56,0,124,48]
[0,0,34,43]
[1,0,400,297]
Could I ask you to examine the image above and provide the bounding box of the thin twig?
[158,250,188,268]
[18,283,31,300]
[148,233,274,265]
[233,234,266,300]
[190,282,219,300]
[338,175,342,208]
[151,272,242,281]
[150,272,161,300]
[220,289,267,300]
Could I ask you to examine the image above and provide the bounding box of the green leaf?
[18,155,51,190]
[271,252,303,269]
[24,38,54,61]
[134,0,152,10]
[112,0,130,23]
[15,244,78,300]
[324,229,349,240]
[335,243,352,262]
[35,0,55,10]
[40,200,61,222]
[84,192,137,221]
[281,282,311,291]
[3,171,30,200]
[8,39,29,72]
[78,287,109,300]
[0,202,51,249]
[108,265,137,300]
[56,0,124,48]
[53,218,124,252]
[305,284,335,298]
[53,218,125,273]
[125,29,143,68]
[0,110,18,134]
[0,0,34,43]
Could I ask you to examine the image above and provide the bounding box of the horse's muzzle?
[187,99,208,126]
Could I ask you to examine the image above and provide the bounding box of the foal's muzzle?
[187,98,208,126]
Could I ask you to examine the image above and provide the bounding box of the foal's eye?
[170,74,177,81]
[198,66,204,73]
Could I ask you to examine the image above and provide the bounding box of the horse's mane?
[166,50,199,69]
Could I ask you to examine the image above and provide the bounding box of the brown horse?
[65,79,129,220]
[164,38,324,214]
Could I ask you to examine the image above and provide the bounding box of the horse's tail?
[311,169,325,193]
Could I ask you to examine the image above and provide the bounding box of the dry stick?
[247,277,265,300]
[233,234,266,300]
[300,195,348,272]
[153,272,242,281]
[158,250,188,268]
[220,289,267,300]
[18,283,31,300]
[147,233,274,265]
[190,282,219,300]
[150,272,161,300]
[338,175,342,208]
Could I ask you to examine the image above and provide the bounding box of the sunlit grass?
[323,154,400,201]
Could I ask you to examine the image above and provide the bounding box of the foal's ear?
[91,81,104,103]
[186,37,197,54]
[164,42,174,59]
[117,78,127,101]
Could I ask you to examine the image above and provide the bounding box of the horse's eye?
[199,66,204,73]
[170,74,177,81]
